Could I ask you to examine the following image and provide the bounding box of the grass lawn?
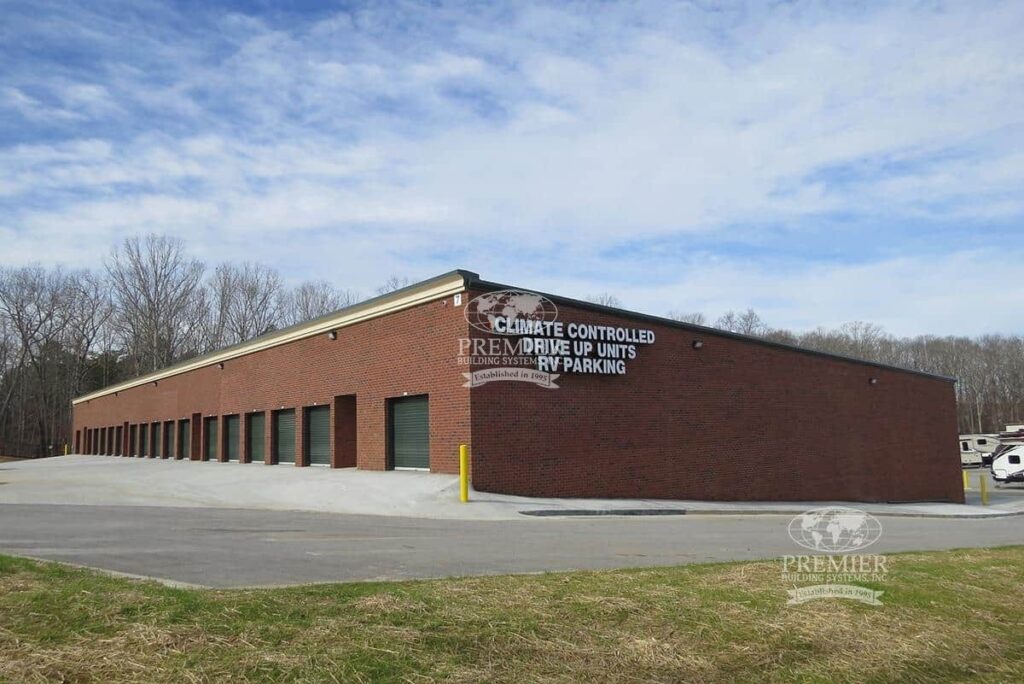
[1,547,1022,683]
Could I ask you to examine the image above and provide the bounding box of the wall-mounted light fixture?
[217,362,225,369]
[869,377,879,385]
[692,340,704,349]
[153,381,158,387]
[327,331,337,340]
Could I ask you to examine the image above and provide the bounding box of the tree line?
[0,235,406,457]
[1,237,1018,457]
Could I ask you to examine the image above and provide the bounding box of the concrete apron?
[1,455,1022,521]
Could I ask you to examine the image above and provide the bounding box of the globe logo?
[465,289,559,335]
[787,507,883,553]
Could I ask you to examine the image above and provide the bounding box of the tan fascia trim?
[73,270,471,405]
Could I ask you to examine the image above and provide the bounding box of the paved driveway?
[1,503,1022,588]
[5,456,1021,519]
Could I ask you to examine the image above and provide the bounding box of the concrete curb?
[12,553,207,589]
[519,507,1024,519]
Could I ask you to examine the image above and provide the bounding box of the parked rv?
[960,434,999,453]
[960,439,983,467]
[991,445,1024,483]
[959,434,1000,465]
[983,428,1024,464]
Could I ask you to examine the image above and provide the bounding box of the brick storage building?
[72,269,964,504]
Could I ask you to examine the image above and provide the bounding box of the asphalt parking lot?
[2,503,1024,587]
[1,457,1022,587]
[961,465,1024,505]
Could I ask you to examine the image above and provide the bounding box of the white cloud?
[528,249,1024,337]
[1,1,1023,335]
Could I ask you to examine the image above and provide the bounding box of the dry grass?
[1,547,1022,682]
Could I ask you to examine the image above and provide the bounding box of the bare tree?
[375,276,410,296]
[585,293,623,308]
[228,262,283,341]
[202,266,234,351]
[667,311,708,325]
[64,270,113,396]
[0,266,75,455]
[715,309,768,336]
[281,281,357,326]
[0,308,15,394]
[0,278,25,440]
[106,235,205,373]
[205,262,283,345]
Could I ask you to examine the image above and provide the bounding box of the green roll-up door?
[274,409,295,464]
[139,424,148,458]
[178,420,190,459]
[129,425,137,456]
[306,406,330,466]
[151,423,160,458]
[390,395,429,469]
[225,415,240,462]
[163,422,172,458]
[248,413,265,463]
[205,417,218,461]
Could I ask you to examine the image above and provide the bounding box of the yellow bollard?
[963,470,969,490]
[64,443,68,456]
[979,472,989,506]
[459,444,470,503]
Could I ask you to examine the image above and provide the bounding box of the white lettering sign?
[488,315,654,376]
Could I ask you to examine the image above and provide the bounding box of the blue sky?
[2,0,1023,336]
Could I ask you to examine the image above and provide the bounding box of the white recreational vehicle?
[990,430,1024,482]
[991,446,1024,483]
[959,434,1000,465]
[959,439,983,467]
[960,434,1000,454]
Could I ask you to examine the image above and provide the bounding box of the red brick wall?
[74,286,964,504]
[73,296,471,473]
[468,295,964,504]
